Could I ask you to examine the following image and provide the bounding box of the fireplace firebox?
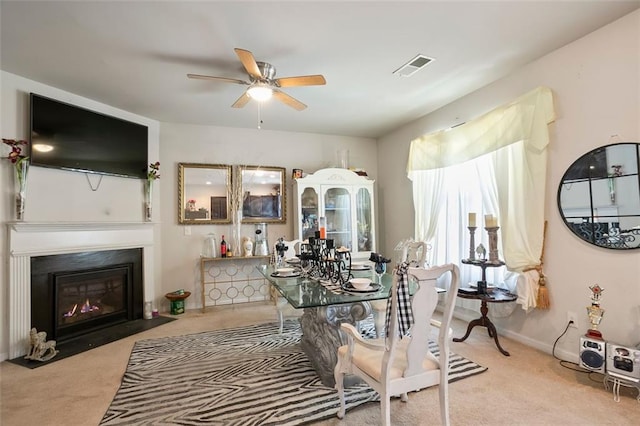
[31,249,144,343]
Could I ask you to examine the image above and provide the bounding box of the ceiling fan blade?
[275,75,326,88]
[187,74,249,85]
[273,89,307,111]
[231,92,251,108]
[234,48,263,79]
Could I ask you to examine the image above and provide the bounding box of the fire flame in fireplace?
[63,299,100,318]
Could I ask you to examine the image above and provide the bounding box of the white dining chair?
[334,263,460,426]
[271,239,301,333]
[371,240,429,338]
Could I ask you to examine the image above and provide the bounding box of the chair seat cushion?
[338,338,439,381]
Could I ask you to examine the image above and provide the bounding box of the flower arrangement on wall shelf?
[145,161,160,221]
[2,138,30,221]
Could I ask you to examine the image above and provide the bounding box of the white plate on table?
[350,262,371,271]
[271,268,300,278]
[344,280,381,293]
[285,257,301,264]
[271,271,301,278]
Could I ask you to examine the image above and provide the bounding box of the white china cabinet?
[293,168,375,259]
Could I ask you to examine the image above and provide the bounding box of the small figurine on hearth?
[24,328,58,362]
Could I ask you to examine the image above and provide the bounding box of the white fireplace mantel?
[6,221,156,360]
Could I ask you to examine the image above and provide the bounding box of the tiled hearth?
[7,222,155,359]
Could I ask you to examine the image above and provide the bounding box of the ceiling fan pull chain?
[257,103,262,129]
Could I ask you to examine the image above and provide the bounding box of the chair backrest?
[385,264,460,379]
[274,239,300,259]
[394,239,429,268]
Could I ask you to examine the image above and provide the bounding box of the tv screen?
[29,93,148,179]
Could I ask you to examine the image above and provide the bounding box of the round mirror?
[557,142,640,249]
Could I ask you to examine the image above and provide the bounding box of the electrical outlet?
[184,226,191,236]
[567,311,578,328]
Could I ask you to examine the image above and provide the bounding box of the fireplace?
[7,222,155,360]
[31,249,144,343]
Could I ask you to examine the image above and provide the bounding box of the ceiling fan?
[187,48,326,111]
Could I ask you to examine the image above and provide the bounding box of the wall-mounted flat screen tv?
[29,93,148,179]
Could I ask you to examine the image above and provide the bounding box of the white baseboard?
[452,308,580,365]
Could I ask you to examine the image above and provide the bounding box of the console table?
[200,256,271,312]
[454,287,516,356]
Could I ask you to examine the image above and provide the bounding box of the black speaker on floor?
[580,336,606,373]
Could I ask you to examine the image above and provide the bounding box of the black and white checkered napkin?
[384,262,413,338]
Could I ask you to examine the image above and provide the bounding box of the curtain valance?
[407,86,555,173]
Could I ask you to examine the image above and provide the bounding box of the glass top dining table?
[257,265,394,309]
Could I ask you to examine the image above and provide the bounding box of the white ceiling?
[2,1,639,139]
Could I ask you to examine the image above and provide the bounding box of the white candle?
[468,213,476,227]
[485,215,498,228]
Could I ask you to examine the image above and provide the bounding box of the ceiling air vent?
[393,54,434,77]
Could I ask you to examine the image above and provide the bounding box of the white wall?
[158,123,376,310]
[0,71,161,360]
[377,10,640,360]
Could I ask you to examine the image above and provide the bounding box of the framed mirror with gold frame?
[178,163,232,224]
[239,165,286,224]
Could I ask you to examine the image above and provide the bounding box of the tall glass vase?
[233,210,242,257]
[14,159,28,221]
[144,179,153,222]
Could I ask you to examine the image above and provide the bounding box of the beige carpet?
[2,302,640,425]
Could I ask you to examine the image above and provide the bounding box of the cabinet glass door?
[356,188,373,251]
[324,188,351,249]
[301,187,319,241]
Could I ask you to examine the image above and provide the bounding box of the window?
[407,87,555,311]
[424,150,512,294]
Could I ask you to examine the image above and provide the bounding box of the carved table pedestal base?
[299,302,371,387]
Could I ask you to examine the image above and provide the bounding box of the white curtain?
[407,86,555,311]
[411,168,445,248]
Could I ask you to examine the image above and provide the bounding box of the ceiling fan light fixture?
[247,85,273,101]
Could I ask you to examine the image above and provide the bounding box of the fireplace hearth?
[31,249,144,343]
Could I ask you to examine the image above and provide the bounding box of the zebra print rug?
[100,320,486,425]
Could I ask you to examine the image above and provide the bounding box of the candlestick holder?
[485,226,500,262]
[467,226,477,260]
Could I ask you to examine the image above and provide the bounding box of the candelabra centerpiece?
[301,236,352,285]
